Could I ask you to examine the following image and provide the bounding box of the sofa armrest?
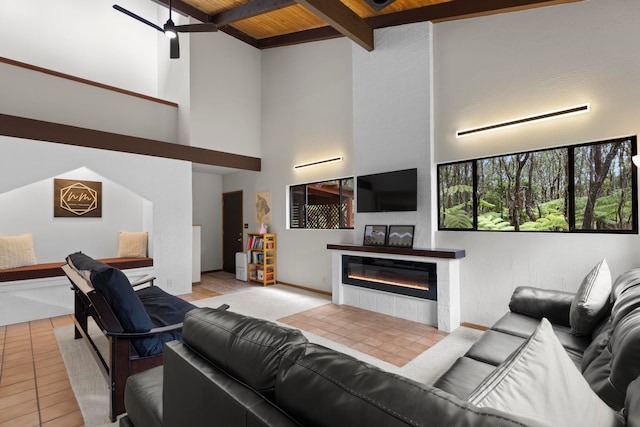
[509,286,575,327]
[625,376,640,427]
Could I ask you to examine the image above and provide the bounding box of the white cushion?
[468,318,622,427]
[0,233,37,269]
[117,231,148,258]
[570,259,612,336]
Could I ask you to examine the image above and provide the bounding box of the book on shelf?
[247,235,269,250]
[257,270,274,281]
[251,252,264,264]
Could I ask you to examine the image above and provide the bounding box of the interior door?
[222,191,244,273]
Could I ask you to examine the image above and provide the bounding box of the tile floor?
[279,303,448,367]
[0,283,220,427]
[0,273,448,426]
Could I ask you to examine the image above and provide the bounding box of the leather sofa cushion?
[124,366,163,427]
[491,312,590,354]
[583,307,640,410]
[275,343,533,427]
[611,268,640,303]
[181,308,308,399]
[163,341,301,427]
[582,319,612,371]
[509,286,574,327]
[431,356,498,400]
[625,376,640,427]
[464,330,525,366]
[612,285,640,330]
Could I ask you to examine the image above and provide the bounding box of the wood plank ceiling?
[155,0,582,50]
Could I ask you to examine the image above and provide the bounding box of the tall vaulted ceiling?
[156,0,582,51]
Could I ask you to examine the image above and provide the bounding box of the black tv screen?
[357,168,417,212]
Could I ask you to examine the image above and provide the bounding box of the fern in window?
[437,136,637,233]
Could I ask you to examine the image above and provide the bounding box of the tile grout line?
[29,322,43,427]
[0,325,4,390]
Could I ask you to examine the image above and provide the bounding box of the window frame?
[437,135,638,234]
[288,177,355,230]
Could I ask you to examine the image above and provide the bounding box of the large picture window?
[438,136,637,233]
[289,178,354,229]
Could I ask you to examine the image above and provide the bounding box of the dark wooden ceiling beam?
[367,0,579,28]
[258,26,342,49]
[152,0,211,22]
[0,114,261,171]
[211,0,296,26]
[220,26,260,48]
[294,0,374,51]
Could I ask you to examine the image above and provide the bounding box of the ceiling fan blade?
[175,23,218,33]
[170,35,180,59]
[113,4,164,33]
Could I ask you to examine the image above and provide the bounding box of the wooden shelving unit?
[247,233,276,286]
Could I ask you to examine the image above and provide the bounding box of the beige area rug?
[54,323,118,427]
[55,285,482,427]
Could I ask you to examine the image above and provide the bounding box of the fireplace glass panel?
[342,255,437,300]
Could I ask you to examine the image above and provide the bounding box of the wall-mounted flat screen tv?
[357,168,417,212]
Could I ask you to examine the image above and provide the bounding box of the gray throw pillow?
[468,318,623,427]
[570,259,612,336]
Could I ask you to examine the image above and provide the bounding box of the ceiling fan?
[113,0,218,59]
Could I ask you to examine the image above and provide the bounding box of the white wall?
[352,23,435,248]
[189,31,262,156]
[0,0,194,300]
[189,30,262,268]
[0,0,161,97]
[225,38,353,292]
[433,0,640,326]
[1,137,193,295]
[193,171,223,271]
[5,0,639,329]
[0,61,178,143]
[0,167,147,263]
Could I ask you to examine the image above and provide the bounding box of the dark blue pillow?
[68,252,154,333]
[91,267,155,333]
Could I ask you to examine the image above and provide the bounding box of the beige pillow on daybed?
[0,233,37,269]
[117,231,148,258]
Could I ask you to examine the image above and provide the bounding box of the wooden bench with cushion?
[62,252,219,422]
[0,257,153,282]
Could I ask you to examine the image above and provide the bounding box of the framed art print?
[387,225,415,248]
[363,225,387,246]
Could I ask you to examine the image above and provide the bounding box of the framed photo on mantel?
[363,225,387,246]
[387,225,415,248]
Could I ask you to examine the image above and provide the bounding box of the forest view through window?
[438,136,637,233]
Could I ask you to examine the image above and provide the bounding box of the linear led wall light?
[456,103,590,138]
[294,156,343,170]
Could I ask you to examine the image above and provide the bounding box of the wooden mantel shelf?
[326,244,465,259]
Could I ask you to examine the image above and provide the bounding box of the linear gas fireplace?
[342,255,437,300]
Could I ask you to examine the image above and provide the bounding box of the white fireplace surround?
[328,245,463,333]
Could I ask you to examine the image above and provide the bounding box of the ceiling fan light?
[164,19,177,38]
